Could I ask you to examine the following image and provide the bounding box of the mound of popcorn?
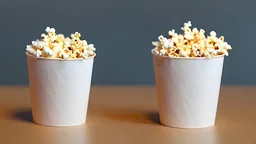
[152,21,232,58]
[26,27,96,59]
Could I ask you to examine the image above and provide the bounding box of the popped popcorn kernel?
[152,21,232,58]
[26,27,96,59]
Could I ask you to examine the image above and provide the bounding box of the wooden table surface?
[0,86,255,144]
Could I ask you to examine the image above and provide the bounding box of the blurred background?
[0,0,253,85]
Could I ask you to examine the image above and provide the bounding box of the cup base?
[159,119,215,129]
[33,119,86,127]
[32,119,86,127]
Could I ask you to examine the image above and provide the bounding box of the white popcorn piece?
[204,51,210,57]
[43,46,53,56]
[71,34,75,39]
[168,29,176,36]
[36,50,42,58]
[179,49,188,57]
[88,44,95,50]
[45,27,51,33]
[160,49,167,55]
[88,50,95,55]
[50,28,55,33]
[83,51,89,58]
[41,33,46,38]
[184,33,194,40]
[152,41,160,47]
[26,45,36,55]
[221,42,232,50]
[62,53,69,59]
[58,50,69,59]
[32,41,37,46]
[210,31,217,37]
[172,37,179,43]
[185,21,192,27]
[154,50,160,55]
[220,49,228,56]
[192,28,199,33]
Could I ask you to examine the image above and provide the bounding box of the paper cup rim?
[151,49,225,60]
[26,52,96,61]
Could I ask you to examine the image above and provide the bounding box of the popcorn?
[43,46,53,56]
[26,27,96,59]
[152,21,232,58]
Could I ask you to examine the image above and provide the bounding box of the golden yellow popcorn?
[152,21,232,58]
[26,27,96,59]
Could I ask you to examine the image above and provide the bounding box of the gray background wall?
[0,0,253,85]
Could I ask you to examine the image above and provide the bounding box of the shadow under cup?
[26,52,95,127]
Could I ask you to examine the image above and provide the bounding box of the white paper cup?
[152,50,224,128]
[26,52,95,127]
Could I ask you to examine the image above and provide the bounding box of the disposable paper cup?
[26,52,95,127]
[152,50,224,128]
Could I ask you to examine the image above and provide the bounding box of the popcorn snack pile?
[26,27,96,59]
[152,21,232,58]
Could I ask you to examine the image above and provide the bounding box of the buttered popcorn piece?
[26,27,96,59]
[152,21,232,58]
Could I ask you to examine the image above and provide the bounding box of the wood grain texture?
[0,85,255,144]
